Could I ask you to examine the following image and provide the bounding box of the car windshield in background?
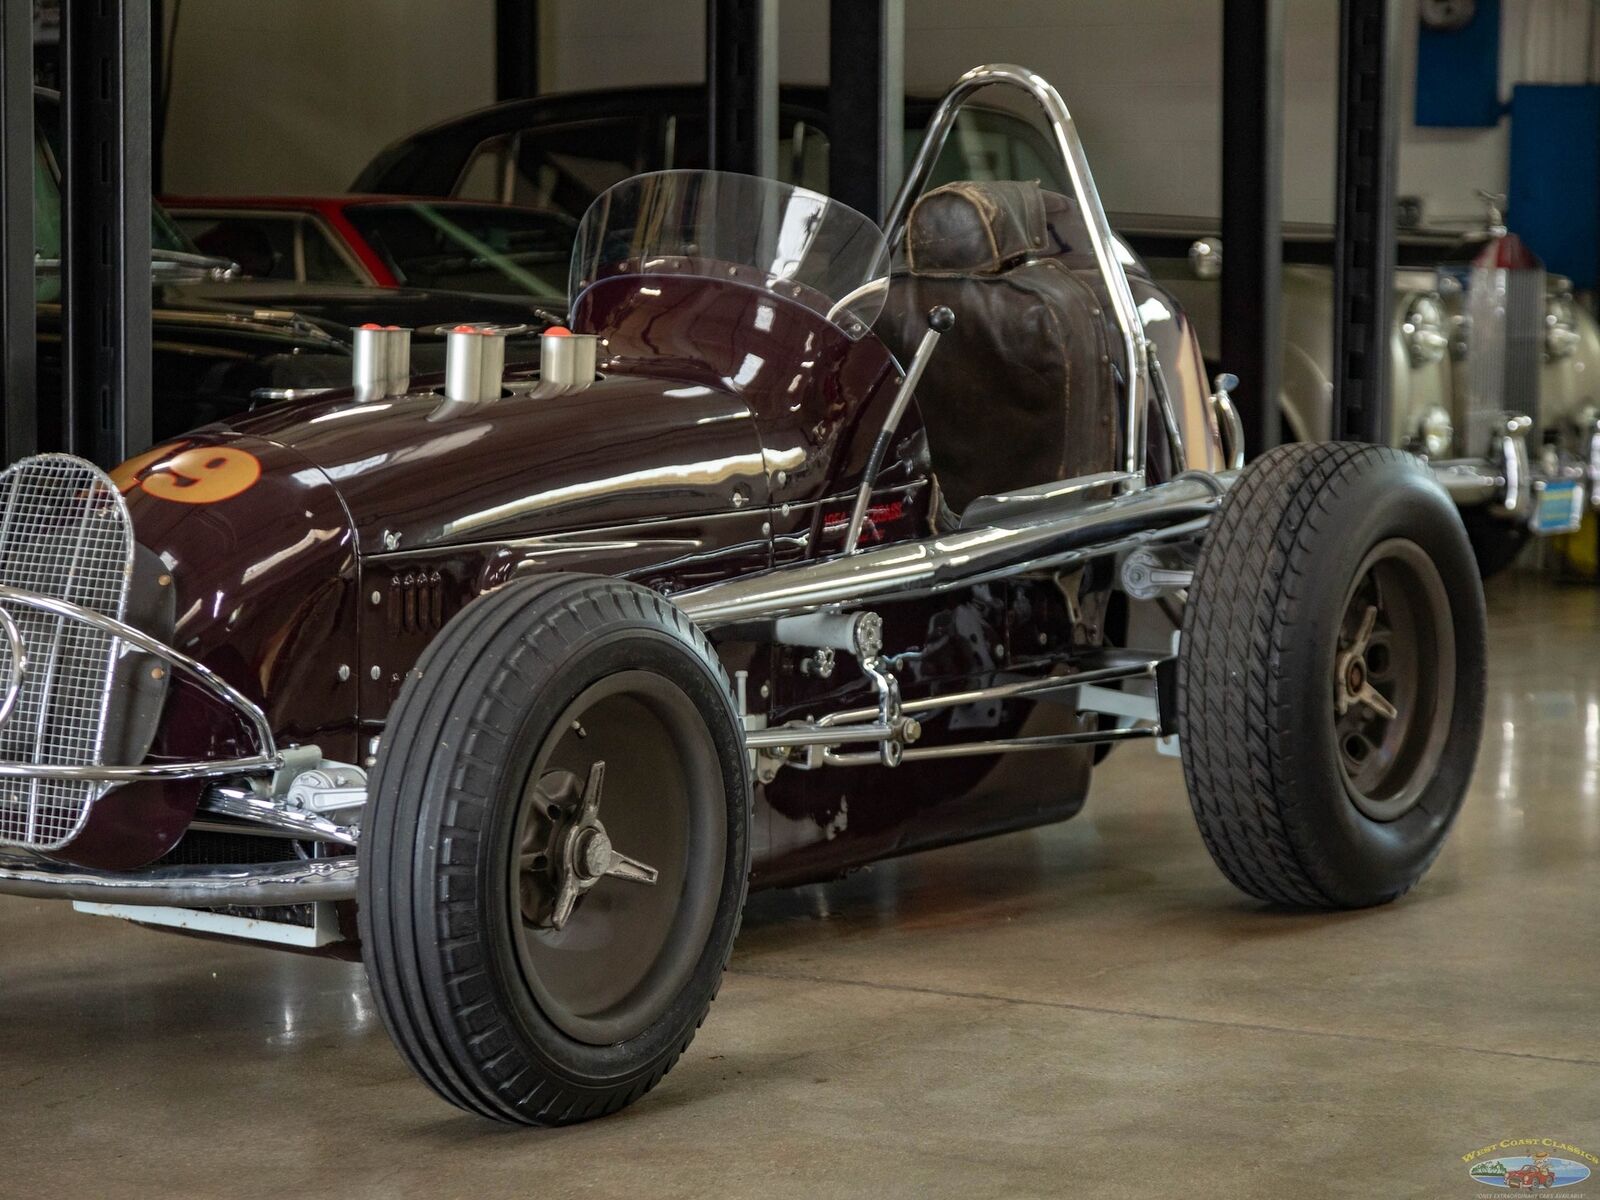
[343,202,576,301]
[34,89,197,260]
[570,169,890,336]
[150,201,195,256]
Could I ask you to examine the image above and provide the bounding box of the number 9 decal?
[111,442,262,505]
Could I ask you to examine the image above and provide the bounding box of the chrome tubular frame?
[886,63,1152,487]
[0,852,357,906]
[0,584,280,783]
[676,472,1231,627]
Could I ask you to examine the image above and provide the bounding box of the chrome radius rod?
[885,63,1151,486]
[748,653,1168,772]
[816,655,1161,730]
[823,724,1154,768]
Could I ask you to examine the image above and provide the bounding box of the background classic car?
[1120,212,1600,575]
[32,90,559,442]
[352,82,1079,220]
[164,195,578,304]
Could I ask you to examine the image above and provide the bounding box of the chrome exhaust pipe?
[352,324,412,398]
[676,472,1232,627]
[0,853,357,906]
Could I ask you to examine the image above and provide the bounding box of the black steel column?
[495,0,540,102]
[827,0,902,223]
[61,0,153,466]
[706,0,777,178]
[152,0,165,194]
[0,0,36,462]
[1220,0,1284,455]
[1332,0,1399,443]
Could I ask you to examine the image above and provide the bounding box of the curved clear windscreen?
[570,170,891,336]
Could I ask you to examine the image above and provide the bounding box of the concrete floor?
[2,572,1597,1199]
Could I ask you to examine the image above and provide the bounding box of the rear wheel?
[1177,443,1486,908]
[359,575,750,1125]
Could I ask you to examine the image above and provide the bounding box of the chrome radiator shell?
[1455,245,1545,456]
[0,454,135,851]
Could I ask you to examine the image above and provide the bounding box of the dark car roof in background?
[352,83,942,195]
[354,84,1495,271]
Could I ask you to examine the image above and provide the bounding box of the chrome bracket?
[1119,545,1195,601]
[751,609,922,774]
[285,762,368,818]
[1489,413,1534,520]
[1587,417,1600,510]
[1210,373,1246,471]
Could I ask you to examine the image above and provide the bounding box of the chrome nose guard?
[0,584,280,783]
[0,454,278,856]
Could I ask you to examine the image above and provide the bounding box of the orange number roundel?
[112,443,262,505]
[109,443,183,494]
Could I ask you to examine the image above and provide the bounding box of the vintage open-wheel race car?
[0,65,1487,1126]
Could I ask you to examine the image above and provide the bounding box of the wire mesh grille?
[0,455,134,851]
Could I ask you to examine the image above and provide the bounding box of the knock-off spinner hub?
[572,825,615,881]
[539,760,661,931]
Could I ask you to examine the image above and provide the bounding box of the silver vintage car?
[1122,205,1600,576]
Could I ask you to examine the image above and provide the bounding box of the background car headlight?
[1188,236,1222,281]
[1402,293,1449,366]
[1545,293,1580,361]
[1418,405,1453,459]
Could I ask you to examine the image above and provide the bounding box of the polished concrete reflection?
[1,573,1596,1199]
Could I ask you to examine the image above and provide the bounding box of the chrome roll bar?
[0,584,280,783]
[886,63,1152,488]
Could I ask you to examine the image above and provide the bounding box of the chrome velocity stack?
[0,454,134,851]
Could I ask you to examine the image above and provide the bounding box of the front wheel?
[1177,443,1486,908]
[359,575,751,1125]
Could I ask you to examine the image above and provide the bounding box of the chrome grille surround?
[1459,257,1545,457]
[0,454,134,852]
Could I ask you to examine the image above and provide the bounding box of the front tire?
[1177,443,1486,908]
[359,575,751,1125]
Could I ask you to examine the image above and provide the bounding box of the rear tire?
[359,574,750,1125]
[1177,443,1486,908]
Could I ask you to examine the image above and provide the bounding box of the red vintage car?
[0,65,1486,1127]
[1506,1161,1558,1188]
[163,194,576,305]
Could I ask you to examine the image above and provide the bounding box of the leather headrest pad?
[906,180,1050,275]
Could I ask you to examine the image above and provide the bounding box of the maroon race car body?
[0,65,1485,1128]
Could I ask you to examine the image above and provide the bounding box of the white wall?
[160,0,496,196]
[538,0,1516,225]
[160,0,1522,225]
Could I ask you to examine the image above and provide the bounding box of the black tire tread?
[358,574,748,1125]
[1177,442,1436,908]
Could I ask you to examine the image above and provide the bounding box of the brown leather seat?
[878,180,1120,516]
